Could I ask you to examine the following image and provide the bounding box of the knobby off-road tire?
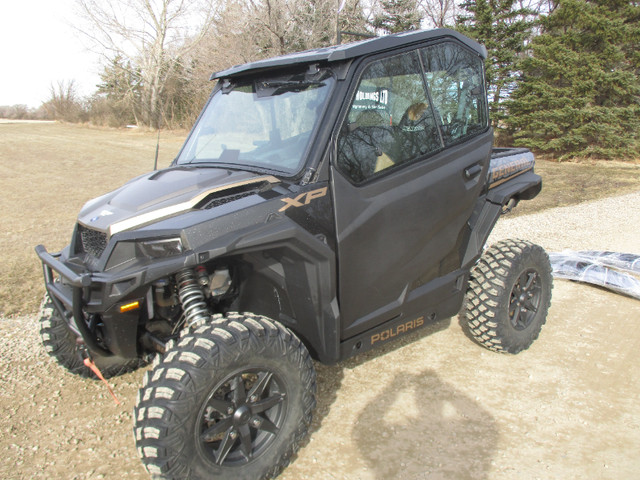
[134,313,317,480]
[38,294,144,378]
[463,239,553,354]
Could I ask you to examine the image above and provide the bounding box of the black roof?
[211,28,487,80]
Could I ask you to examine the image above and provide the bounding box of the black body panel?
[332,131,492,339]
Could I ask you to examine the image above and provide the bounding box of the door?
[333,42,492,339]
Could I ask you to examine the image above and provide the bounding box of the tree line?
[6,0,639,160]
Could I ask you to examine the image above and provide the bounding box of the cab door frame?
[330,40,493,341]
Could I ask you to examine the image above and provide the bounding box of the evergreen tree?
[92,56,141,126]
[456,0,536,131]
[505,0,640,159]
[372,0,422,34]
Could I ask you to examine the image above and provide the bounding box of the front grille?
[77,224,108,258]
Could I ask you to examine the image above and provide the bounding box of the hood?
[78,167,279,236]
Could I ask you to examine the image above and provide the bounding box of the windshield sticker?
[352,87,389,111]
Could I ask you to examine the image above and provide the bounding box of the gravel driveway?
[2,190,639,480]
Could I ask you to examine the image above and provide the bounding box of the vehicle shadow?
[309,317,453,436]
[352,369,499,480]
[303,318,497,479]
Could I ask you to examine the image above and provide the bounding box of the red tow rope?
[83,357,121,405]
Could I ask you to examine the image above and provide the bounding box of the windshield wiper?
[261,80,324,88]
[257,80,325,96]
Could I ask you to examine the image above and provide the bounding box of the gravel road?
[1,190,639,480]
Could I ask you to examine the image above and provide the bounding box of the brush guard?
[35,245,113,357]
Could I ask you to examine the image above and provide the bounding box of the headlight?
[106,237,185,270]
[137,238,184,259]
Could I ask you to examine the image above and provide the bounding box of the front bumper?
[36,245,114,356]
[35,245,143,358]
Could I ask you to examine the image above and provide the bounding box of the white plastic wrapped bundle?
[549,251,640,300]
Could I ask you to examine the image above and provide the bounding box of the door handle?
[464,164,482,180]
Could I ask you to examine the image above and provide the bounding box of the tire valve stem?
[83,357,121,405]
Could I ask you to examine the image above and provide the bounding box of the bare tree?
[43,80,87,122]
[419,0,457,28]
[240,0,338,55]
[193,0,370,74]
[75,0,220,128]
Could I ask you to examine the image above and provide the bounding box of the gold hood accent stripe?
[108,175,279,236]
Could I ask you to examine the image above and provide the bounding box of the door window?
[420,42,488,146]
[337,51,442,183]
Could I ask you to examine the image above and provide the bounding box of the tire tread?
[134,312,316,480]
[462,239,553,354]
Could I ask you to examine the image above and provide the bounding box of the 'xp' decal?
[279,187,327,212]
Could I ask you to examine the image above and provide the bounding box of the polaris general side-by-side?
[36,29,552,480]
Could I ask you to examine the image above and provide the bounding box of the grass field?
[0,122,186,316]
[1,122,639,316]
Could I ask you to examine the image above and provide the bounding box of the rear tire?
[463,239,553,354]
[38,293,144,378]
[134,313,316,480]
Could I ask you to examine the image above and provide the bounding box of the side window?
[337,51,441,183]
[420,42,488,146]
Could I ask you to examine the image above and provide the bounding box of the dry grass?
[1,122,639,316]
[0,122,185,316]
[513,157,640,217]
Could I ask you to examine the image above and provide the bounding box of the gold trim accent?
[108,175,279,236]
[488,167,533,190]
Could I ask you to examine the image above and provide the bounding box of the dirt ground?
[1,191,639,480]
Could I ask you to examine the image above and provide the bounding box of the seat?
[395,102,440,161]
[338,109,396,181]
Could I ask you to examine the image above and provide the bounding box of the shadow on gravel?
[302,317,499,480]
[306,317,499,479]
[352,370,499,479]
[309,317,453,438]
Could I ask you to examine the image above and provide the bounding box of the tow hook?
[82,355,121,405]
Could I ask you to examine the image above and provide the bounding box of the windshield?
[176,70,335,174]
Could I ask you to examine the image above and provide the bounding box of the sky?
[0,0,102,108]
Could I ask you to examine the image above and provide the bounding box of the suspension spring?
[176,269,210,327]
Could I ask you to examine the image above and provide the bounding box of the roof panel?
[210,28,486,80]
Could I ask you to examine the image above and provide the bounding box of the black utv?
[36,28,552,480]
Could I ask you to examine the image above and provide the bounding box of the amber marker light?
[119,301,141,313]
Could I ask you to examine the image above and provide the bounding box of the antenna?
[153,129,160,171]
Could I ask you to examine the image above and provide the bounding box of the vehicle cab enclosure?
[36,29,542,366]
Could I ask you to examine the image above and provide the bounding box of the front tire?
[134,313,316,480]
[463,239,553,354]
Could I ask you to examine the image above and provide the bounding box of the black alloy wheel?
[509,268,543,331]
[197,369,288,466]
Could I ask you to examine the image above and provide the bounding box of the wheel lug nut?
[252,418,261,427]
[249,395,257,402]
[230,431,237,439]
[227,407,234,415]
